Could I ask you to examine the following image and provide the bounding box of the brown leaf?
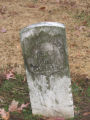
[17,103,30,112]
[75,26,86,31]
[83,112,90,116]
[5,70,15,80]
[82,21,88,26]
[23,76,27,82]
[47,117,65,120]
[0,6,7,14]
[27,4,37,8]
[0,108,10,120]
[70,1,76,7]
[1,28,7,33]
[9,100,19,112]
[56,0,60,3]
[39,7,46,10]
[55,118,64,120]
[0,96,4,103]
[9,100,30,113]
[28,5,36,8]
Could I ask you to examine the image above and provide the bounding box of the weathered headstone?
[20,22,74,119]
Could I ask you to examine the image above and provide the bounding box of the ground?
[0,0,90,120]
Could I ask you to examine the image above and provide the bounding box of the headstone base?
[26,70,74,119]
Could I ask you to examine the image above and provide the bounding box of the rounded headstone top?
[20,22,65,34]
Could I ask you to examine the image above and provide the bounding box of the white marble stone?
[20,22,74,119]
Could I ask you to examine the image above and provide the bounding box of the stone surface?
[20,22,74,119]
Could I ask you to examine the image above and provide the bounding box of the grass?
[0,73,44,120]
[0,73,90,120]
[0,74,29,106]
[73,10,90,27]
[87,86,90,97]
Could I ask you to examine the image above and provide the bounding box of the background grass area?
[0,0,90,119]
[0,73,90,120]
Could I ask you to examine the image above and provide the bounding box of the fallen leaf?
[83,112,90,116]
[82,21,88,26]
[47,117,65,120]
[0,96,4,103]
[0,108,10,120]
[79,26,86,30]
[27,5,35,8]
[23,76,26,82]
[6,70,15,80]
[75,26,86,31]
[1,28,7,33]
[0,101,30,119]
[0,6,7,14]
[70,1,76,7]
[9,100,19,112]
[56,0,60,3]
[55,118,64,120]
[39,7,46,10]
[9,100,30,113]
[27,4,37,8]
[18,103,30,112]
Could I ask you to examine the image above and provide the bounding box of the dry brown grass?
[0,0,90,78]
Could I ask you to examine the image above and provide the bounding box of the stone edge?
[20,22,65,34]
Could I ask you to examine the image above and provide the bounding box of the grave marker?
[20,22,74,119]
